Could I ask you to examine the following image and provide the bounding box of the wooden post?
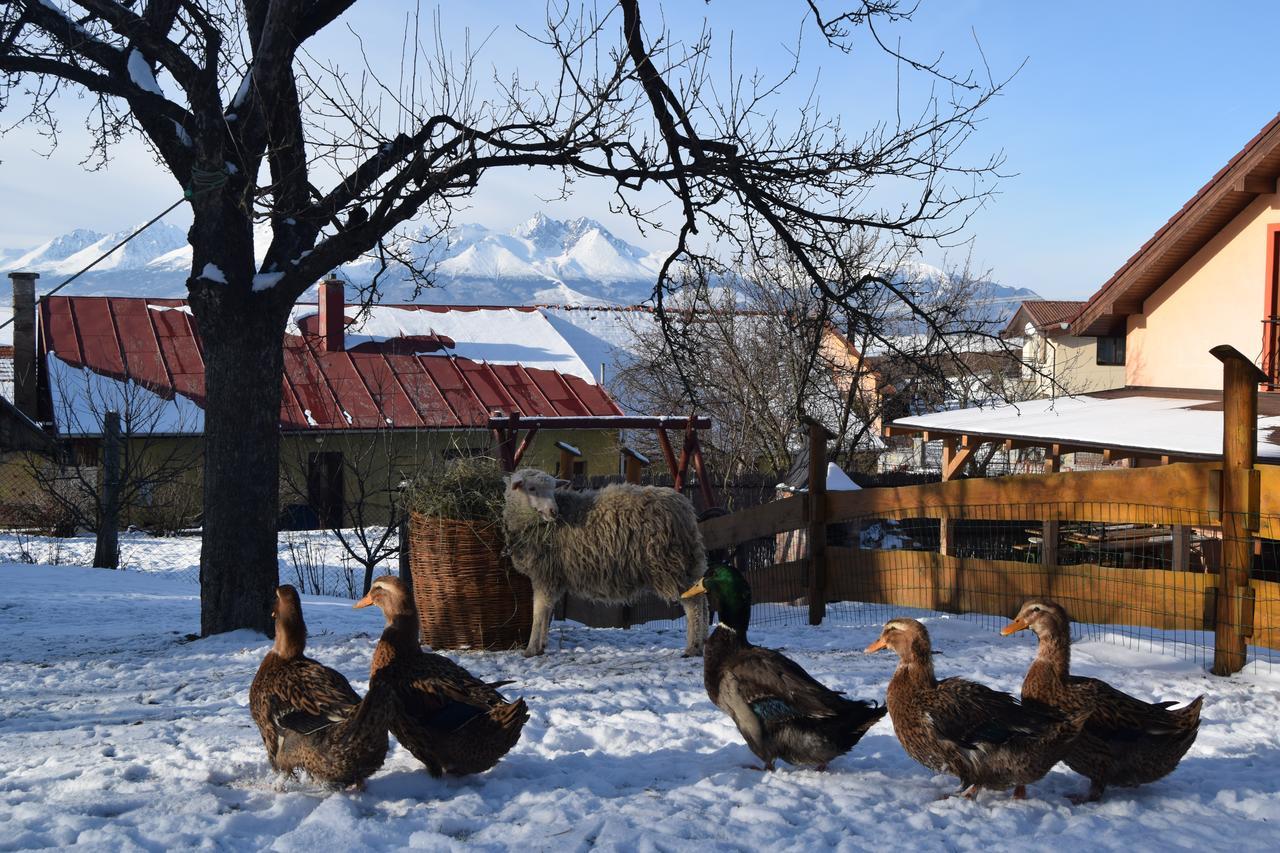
[690,432,718,509]
[93,410,121,569]
[1210,345,1265,676]
[511,426,539,468]
[1041,519,1060,569]
[673,416,696,492]
[1171,525,1191,572]
[804,418,831,626]
[939,438,959,557]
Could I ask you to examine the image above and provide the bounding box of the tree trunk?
[197,302,289,636]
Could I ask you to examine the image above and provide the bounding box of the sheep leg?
[680,592,707,657]
[524,586,555,657]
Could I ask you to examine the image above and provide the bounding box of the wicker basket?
[406,511,533,650]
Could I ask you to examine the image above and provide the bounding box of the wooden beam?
[691,431,717,509]
[511,426,539,467]
[1171,525,1191,572]
[1233,173,1276,194]
[656,428,679,480]
[882,424,921,438]
[942,438,978,481]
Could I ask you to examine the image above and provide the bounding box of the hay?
[404,455,506,524]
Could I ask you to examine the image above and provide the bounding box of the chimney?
[9,272,38,419]
[318,274,344,352]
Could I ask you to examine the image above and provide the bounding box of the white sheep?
[502,468,709,657]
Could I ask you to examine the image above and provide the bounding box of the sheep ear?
[555,479,571,488]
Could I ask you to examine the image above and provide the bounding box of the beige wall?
[1126,193,1279,389]
[1021,334,1125,394]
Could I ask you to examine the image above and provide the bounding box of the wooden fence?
[698,346,1276,676]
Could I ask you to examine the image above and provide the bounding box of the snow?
[46,353,205,436]
[0,561,1277,851]
[231,72,253,107]
[322,305,598,383]
[199,262,227,284]
[127,49,163,96]
[893,392,1280,461]
[252,271,285,292]
[826,461,862,491]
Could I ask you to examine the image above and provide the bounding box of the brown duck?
[1002,598,1204,803]
[866,618,1083,800]
[249,585,392,789]
[354,576,529,776]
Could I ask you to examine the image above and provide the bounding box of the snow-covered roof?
[891,389,1280,461]
[290,304,598,383]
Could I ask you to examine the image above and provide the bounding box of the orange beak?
[353,592,375,609]
[864,637,889,654]
[1000,617,1028,636]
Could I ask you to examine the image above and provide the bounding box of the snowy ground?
[0,529,394,597]
[1,563,1277,852]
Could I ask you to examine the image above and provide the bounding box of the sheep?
[502,468,709,657]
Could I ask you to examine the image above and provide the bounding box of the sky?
[1,1,1279,299]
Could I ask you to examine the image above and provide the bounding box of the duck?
[1002,598,1204,803]
[249,585,393,789]
[354,575,529,776]
[865,617,1083,800]
[680,562,886,771]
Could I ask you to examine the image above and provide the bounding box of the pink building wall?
[1126,194,1280,389]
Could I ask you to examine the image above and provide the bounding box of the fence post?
[93,410,121,569]
[1210,345,1264,676]
[804,418,831,626]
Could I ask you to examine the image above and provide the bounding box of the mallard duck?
[681,563,886,771]
[354,576,529,776]
[865,617,1082,799]
[1002,598,1204,803]
[249,585,392,789]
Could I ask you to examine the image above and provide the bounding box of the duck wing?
[270,657,362,735]
[930,677,1062,749]
[1068,675,1199,739]
[395,651,510,733]
[723,645,856,726]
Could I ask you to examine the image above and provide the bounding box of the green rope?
[187,166,229,198]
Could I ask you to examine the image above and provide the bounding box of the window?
[1097,335,1126,366]
[306,452,344,528]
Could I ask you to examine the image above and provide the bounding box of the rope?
[0,195,187,333]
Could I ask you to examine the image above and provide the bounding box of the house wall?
[1126,193,1280,389]
[1021,334,1125,394]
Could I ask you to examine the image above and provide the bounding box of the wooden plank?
[700,496,807,551]
[827,548,1215,633]
[826,462,1220,527]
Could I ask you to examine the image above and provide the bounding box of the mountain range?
[0,212,1039,319]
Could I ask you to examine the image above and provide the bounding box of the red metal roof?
[38,296,624,431]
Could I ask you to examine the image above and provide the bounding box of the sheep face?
[506,469,562,522]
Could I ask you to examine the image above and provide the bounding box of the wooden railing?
[698,345,1273,676]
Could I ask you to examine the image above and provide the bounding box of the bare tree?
[24,356,202,565]
[279,428,406,596]
[2,1,1009,633]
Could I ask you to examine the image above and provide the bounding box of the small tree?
[25,356,202,566]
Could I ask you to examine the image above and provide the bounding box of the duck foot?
[940,784,979,801]
[1013,785,1027,800]
[743,761,776,772]
[812,763,829,773]
[1068,784,1104,805]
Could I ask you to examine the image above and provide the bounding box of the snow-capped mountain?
[0,213,1039,316]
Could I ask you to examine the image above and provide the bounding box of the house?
[4,274,640,527]
[1001,299,1125,395]
[884,112,1280,473]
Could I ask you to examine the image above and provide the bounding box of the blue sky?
[1,1,1278,299]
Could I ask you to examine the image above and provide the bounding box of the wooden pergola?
[487,412,717,506]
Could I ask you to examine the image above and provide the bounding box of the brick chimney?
[317,274,344,352]
[9,272,38,419]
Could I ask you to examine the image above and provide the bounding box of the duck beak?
[680,579,707,599]
[864,637,888,654]
[353,593,375,609]
[1001,618,1028,636]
